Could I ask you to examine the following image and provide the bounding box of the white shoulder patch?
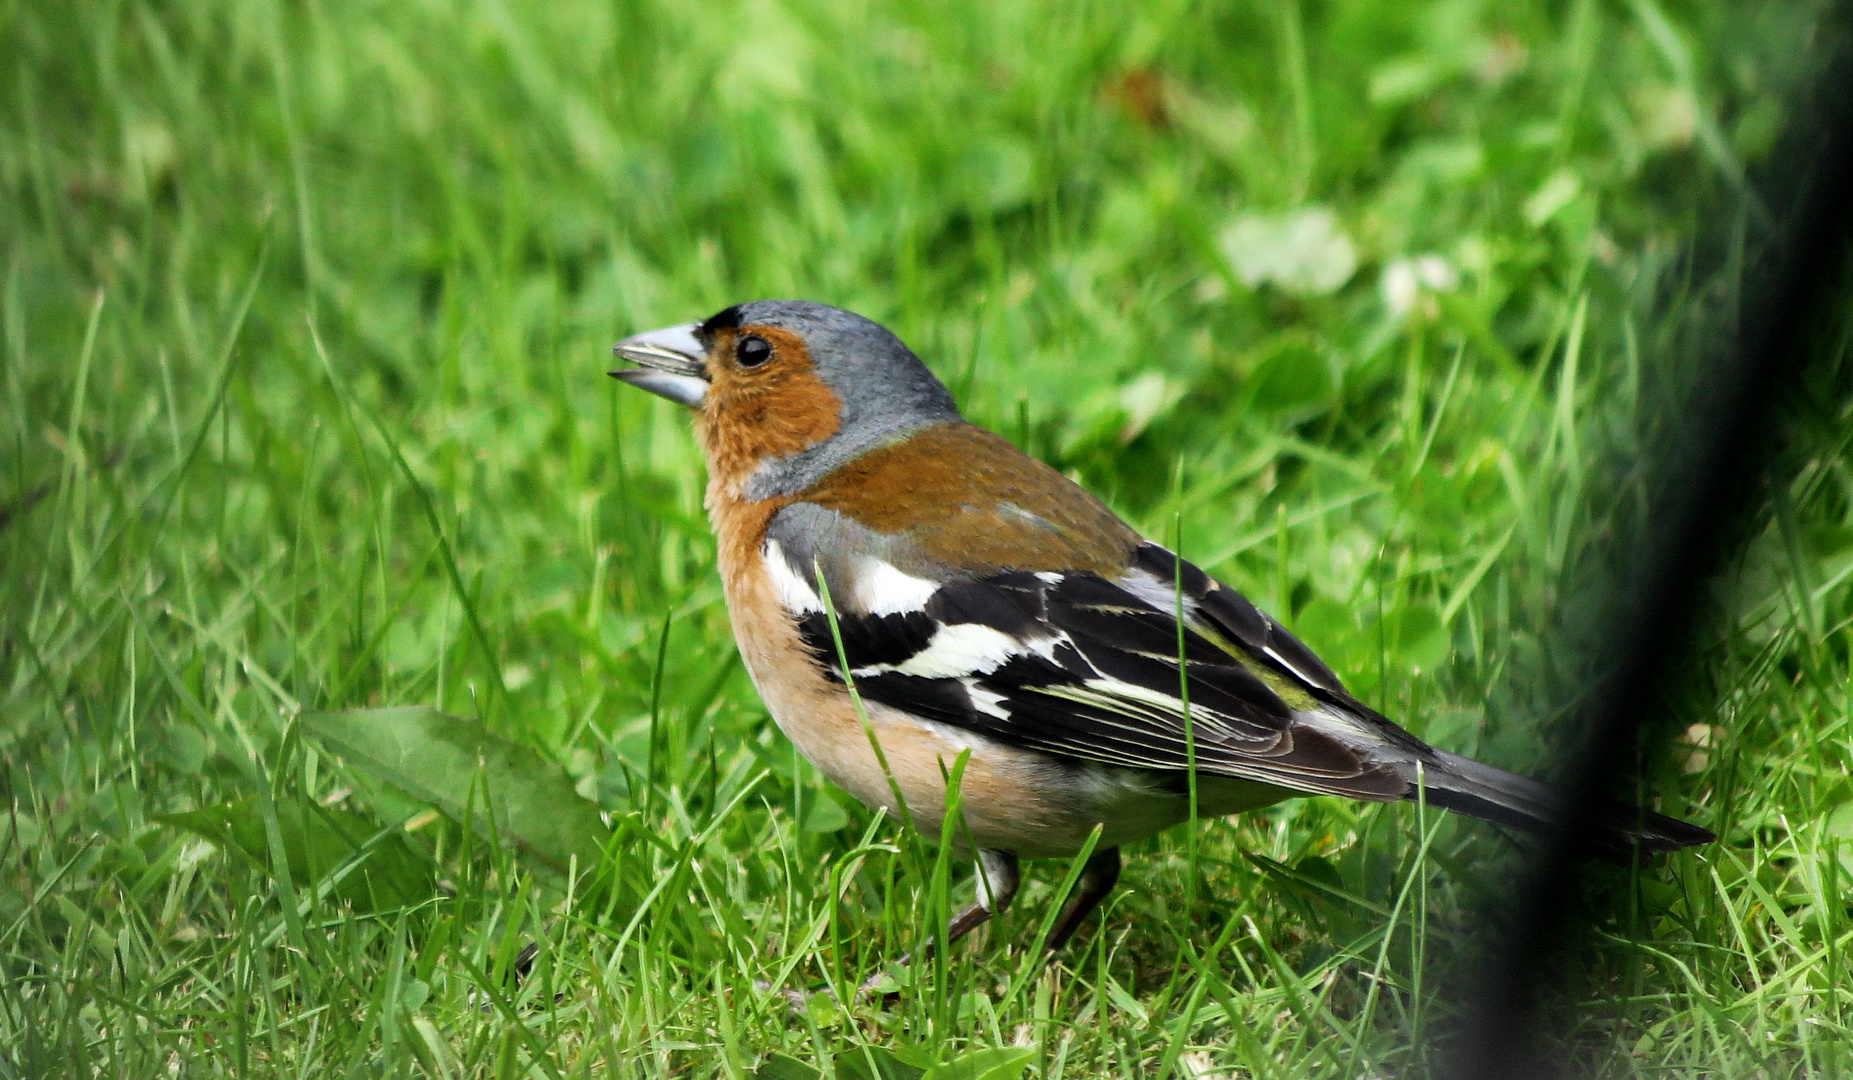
[853,558,940,616]
[763,539,822,614]
[895,623,1023,679]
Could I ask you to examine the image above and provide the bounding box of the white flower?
[1380,253,1458,318]
[1218,207,1358,296]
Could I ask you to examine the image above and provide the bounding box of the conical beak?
[610,323,707,407]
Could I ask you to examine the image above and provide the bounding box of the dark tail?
[1412,750,1715,859]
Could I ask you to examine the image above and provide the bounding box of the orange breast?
[705,483,1107,855]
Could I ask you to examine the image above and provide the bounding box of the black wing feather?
[789,540,1410,801]
[796,609,937,671]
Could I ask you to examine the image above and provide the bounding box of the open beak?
[610,323,708,407]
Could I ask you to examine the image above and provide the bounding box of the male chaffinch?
[610,300,1713,955]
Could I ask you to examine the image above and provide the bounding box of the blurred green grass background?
[4,0,1852,1075]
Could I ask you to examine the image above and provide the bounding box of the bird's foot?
[752,966,910,1015]
[855,965,906,1004]
[752,979,817,1014]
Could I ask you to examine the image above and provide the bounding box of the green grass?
[3,0,1851,1075]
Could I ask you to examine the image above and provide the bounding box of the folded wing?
[765,505,1415,802]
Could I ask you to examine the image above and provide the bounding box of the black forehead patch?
[697,304,744,343]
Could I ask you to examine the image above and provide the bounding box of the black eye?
[736,334,773,368]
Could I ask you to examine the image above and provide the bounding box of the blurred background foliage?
[2,0,1851,1076]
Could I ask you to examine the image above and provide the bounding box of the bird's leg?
[860,849,1018,996]
[952,848,1022,941]
[1041,846,1121,955]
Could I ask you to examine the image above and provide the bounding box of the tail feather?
[1413,750,1714,859]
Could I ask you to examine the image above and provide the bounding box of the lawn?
[4,0,1851,1076]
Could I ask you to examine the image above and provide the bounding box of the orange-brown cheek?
[695,326,842,495]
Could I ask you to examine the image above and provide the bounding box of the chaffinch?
[610,300,1713,955]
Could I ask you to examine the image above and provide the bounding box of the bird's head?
[612,300,960,501]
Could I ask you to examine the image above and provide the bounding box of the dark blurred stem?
[1439,15,1853,1079]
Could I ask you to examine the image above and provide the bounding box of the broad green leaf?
[1290,597,1362,676]
[1824,800,1853,875]
[754,1054,822,1080]
[301,707,609,878]
[0,811,40,853]
[400,979,430,1011]
[1244,335,1336,424]
[921,1047,1035,1080]
[1292,854,1345,893]
[836,1046,924,1080]
[158,797,432,911]
[159,723,208,774]
[800,792,850,833]
[1390,603,1449,674]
